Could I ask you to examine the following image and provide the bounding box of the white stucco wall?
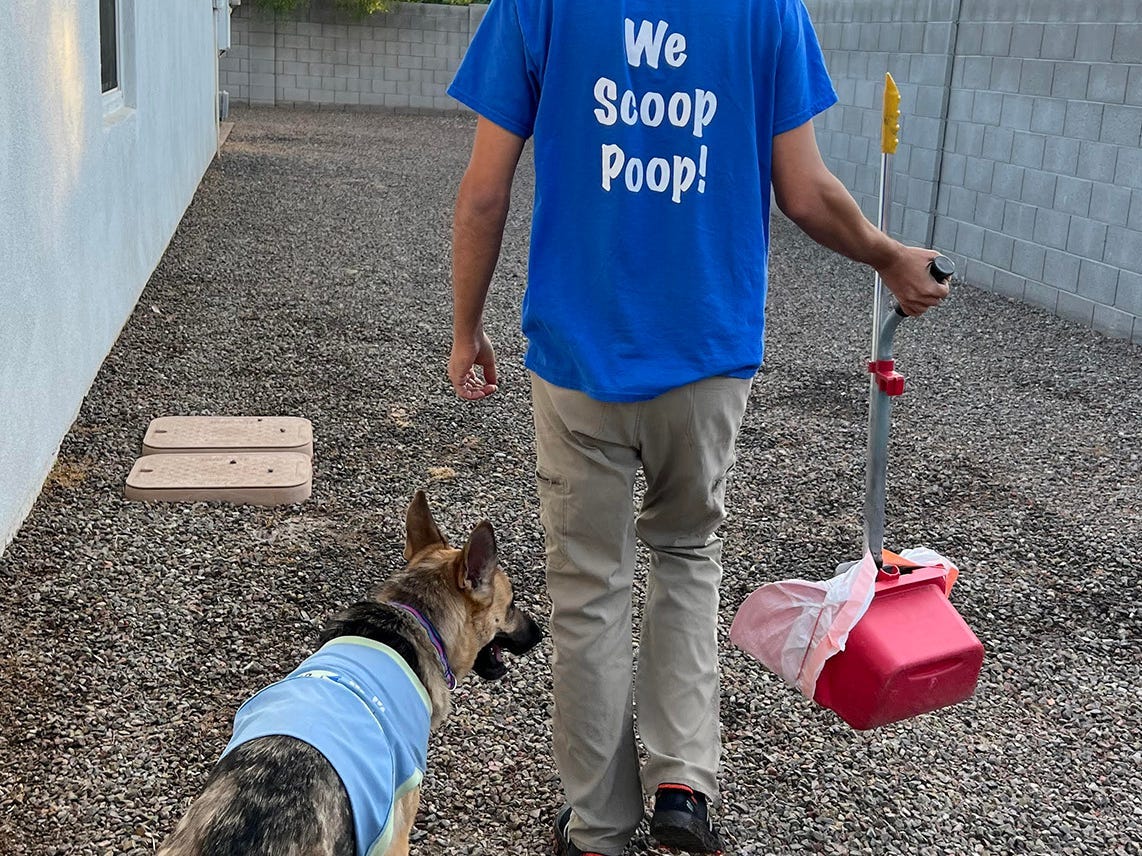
[0,2,220,550]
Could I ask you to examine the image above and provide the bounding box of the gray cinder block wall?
[223,0,1141,343]
[806,0,1142,344]
[219,1,487,111]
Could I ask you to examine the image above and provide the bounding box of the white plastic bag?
[729,551,879,699]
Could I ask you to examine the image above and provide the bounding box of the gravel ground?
[1,106,1140,856]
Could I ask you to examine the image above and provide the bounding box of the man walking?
[447,2,949,854]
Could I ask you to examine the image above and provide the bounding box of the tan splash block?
[141,416,313,458]
[124,452,312,506]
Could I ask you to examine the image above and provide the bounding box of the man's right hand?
[876,243,951,317]
[449,330,499,400]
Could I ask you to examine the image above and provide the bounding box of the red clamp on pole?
[868,359,905,396]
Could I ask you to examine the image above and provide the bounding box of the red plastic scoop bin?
[813,564,984,730]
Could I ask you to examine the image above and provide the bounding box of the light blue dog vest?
[221,636,433,856]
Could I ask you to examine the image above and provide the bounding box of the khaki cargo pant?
[531,372,751,855]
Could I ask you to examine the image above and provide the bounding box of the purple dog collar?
[389,602,456,690]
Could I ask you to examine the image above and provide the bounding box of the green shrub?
[249,0,477,15]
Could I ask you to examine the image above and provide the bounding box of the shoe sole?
[650,810,724,854]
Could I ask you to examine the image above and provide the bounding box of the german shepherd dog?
[158,491,543,856]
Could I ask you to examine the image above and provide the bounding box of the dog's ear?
[457,520,497,594]
[405,489,448,560]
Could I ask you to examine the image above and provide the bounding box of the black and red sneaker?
[552,806,613,856]
[649,784,725,854]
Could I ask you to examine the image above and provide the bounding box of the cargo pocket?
[535,466,569,569]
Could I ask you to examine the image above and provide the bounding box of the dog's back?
[158,735,354,856]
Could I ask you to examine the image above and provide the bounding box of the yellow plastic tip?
[881,73,901,154]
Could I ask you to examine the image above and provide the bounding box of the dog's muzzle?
[473,611,543,681]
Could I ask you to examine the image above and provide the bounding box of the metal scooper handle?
[862,256,955,568]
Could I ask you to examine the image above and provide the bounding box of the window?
[100,0,119,93]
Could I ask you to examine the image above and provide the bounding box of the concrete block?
[1100,105,1142,146]
[952,122,982,156]
[976,195,1007,232]
[399,28,425,44]
[992,57,1023,93]
[946,186,979,224]
[1004,200,1038,241]
[1078,141,1123,184]
[972,91,1003,125]
[923,21,955,54]
[1043,135,1080,174]
[1056,292,1094,325]
[941,152,967,185]
[1020,60,1055,96]
[397,54,424,70]
[1000,94,1035,131]
[1054,175,1094,217]
[1021,170,1058,208]
[947,89,974,122]
[983,229,1015,268]
[279,87,310,102]
[1051,63,1091,100]
[957,21,984,56]
[1030,98,1066,135]
[962,56,992,89]
[1092,304,1137,339]
[1042,24,1078,60]
[1011,132,1045,169]
[1011,23,1045,58]
[1043,249,1081,293]
[1034,207,1072,251]
[371,79,397,95]
[321,76,347,93]
[1088,63,1130,104]
[1089,183,1133,227]
[956,221,987,258]
[1131,190,1142,231]
[1128,67,1142,107]
[1023,281,1059,313]
[1115,146,1142,190]
[964,157,995,193]
[1077,257,1120,306]
[385,66,410,83]
[385,93,411,109]
[982,125,1015,161]
[980,22,1012,56]
[335,91,361,105]
[1116,270,1142,316]
[992,269,1028,301]
[933,216,958,249]
[1012,239,1047,279]
[1075,23,1116,62]
[1066,218,1108,258]
[1113,24,1142,63]
[334,64,360,79]
[992,161,1025,200]
[965,258,996,290]
[1105,225,1142,274]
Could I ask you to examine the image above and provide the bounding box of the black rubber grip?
[893,255,956,316]
[929,255,955,283]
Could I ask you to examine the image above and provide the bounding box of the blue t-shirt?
[448,0,837,402]
[221,637,432,856]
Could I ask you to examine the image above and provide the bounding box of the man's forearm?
[452,184,510,338]
[778,169,902,273]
